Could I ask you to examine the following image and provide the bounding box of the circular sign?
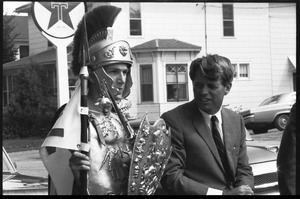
[32,2,86,39]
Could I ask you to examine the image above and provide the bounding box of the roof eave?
[15,3,32,14]
[132,48,201,53]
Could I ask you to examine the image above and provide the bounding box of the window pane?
[167,74,177,83]
[166,64,188,101]
[130,3,141,18]
[141,66,152,84]
[20,46,29,58]
[130,3,142,36]
[166,65,176,73]
[223,4,234,37]
[177,65,186,73]
[167,84,178,100]
[223,21,234,36]
[223,4,233,19]
[48,40,53,47]
[130,20,142,35]
[141,85,153,101]
[141,65,153,102]
[178,73,187,82]
[240,64,249,78]
[178,84,187,99]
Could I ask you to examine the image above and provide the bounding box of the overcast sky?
[3,1,30,15]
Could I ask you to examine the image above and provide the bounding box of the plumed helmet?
[71,5,133,98]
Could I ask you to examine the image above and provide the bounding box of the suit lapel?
[221,108,236,177]
[191,102,224,170]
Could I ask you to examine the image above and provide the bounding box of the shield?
[127,114,172,195]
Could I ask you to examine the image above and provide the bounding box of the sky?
[3,1,30,15]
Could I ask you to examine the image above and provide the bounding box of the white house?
[3,2,296,120]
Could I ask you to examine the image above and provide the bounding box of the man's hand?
[69,151,90,185]
[223,185,254,195]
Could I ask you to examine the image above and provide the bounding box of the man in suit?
[277,102,296,195]
[160,54,254,195]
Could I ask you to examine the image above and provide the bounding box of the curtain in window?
[240,64,248,77]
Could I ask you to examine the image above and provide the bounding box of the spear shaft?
[79,15,89,195]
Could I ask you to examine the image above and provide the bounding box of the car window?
[260,95,280,106]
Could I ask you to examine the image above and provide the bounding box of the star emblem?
[40,2,81,30]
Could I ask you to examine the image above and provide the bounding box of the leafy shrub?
[3,63,57,139]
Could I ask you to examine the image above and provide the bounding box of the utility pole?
[204,2,208,55]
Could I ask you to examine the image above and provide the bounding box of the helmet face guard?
[91,64,133,99]
[89,37,133,99]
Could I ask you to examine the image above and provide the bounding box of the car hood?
[3,172,48,195]
[246,140,280,164]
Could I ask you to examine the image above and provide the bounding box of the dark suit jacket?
[160,100,254,195]
[277,103,296,195]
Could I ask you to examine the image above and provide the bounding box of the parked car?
[240,92,296,134]
[2,147,48,195]
[129,118,280,195]
[245,130,279,195]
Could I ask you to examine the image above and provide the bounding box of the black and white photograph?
[2,1,297,195]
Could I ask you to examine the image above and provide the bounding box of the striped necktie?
[211,115,233,186]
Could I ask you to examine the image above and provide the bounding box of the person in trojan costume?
[40,5,171,195]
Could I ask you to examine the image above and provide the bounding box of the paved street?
[8,150,48,178]
[8,128,283,179]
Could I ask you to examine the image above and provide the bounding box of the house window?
[140,64,153,102]
[2,75,15,108]
[239,64,249,78]
[166,64,188,101]
[48,40,53,47]
[232,64,238,78]
[222,4,234,37]
[232,63,250,80]
[19,45,29,58]
[129,3,142,36]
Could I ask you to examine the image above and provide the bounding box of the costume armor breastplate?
[87,112,132,195]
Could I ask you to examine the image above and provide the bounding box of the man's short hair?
[189,54,234,86]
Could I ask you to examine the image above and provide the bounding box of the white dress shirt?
[198,108,224,195]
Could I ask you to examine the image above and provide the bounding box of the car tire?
[252,127,268,134]
[274,114,289,131]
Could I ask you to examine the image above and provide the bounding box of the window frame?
[140,64,153,102]
[232,63,250,80]
[165,63,189,102]
[222,3,235,37]
[129,2,142,36]
[19,45,29,59]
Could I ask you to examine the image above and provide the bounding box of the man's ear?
[224,83,232,95]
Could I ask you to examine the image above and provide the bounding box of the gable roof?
[131,38,201,52]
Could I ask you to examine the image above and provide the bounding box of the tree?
[3,63,57,138]
[3,13,20,64]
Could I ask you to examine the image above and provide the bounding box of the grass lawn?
[3,137,45,153]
